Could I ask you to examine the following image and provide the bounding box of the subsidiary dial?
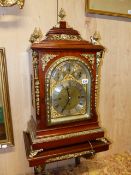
[52,68,64,81]
[63,62,74,74]
[73,68,85,80]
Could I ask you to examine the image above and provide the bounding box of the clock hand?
[66,87,71,99]
[62,87,71,112]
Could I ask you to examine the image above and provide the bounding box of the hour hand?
[66,87,70,98]
[61,87,70,112]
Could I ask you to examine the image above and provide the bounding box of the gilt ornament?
[0,0,24,9]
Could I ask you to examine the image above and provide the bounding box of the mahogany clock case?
[24,21,110,168]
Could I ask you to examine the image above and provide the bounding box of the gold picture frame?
[0,0,24,9]
[0,48,14,148]
[85,0,131,18]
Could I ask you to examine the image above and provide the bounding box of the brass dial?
[63,62,74,74]
[73,68,85,80]
[47,57,91,125]
[52,69,64,81]
[52,80,86,115]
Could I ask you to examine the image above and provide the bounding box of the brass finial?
[90,31,101,45]
[58,8,66,21]
[93,31,101,42]
[29,28,43,44]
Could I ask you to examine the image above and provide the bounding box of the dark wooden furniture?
[23,20,110,175]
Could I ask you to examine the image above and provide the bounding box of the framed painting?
[0,0,24,9]
[0,48,14,148]
[85,0,131,18]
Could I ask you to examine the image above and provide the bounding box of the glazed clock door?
[45,56,92,126]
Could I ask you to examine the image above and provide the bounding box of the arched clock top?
[45,56,93,125]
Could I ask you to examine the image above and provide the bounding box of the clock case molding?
[24,20,110,171]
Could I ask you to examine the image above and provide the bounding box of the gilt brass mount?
[0,0,24,9]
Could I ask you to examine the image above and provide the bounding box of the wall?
[0,0,131,175]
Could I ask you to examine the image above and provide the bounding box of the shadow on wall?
[0,6,24,28]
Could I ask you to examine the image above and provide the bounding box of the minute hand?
[62,87,71,112]
[67,87,71,99]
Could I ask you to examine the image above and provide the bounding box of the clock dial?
[73,68,85,80]
[52,80,86,115]
[63,62,74,74]
[46,57,92,125]
[52,69,64,81]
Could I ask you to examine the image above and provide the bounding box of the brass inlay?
[32,51,40,115]
[29,148,43,158]
[95,51,104,108]
[96,51,103,67]
[81,53,95,66]
[96,137,109,144]
[41,54,58,71]
[64,74,77,81]
[51,105,86,120]
[0,0,24,9]
[29,128,103,144]
[34,80,40,115]
[46,150,95,163]
[32,51,39,79]
[46,34,82,41]
[51,106,61,119]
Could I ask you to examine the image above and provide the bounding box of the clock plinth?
[24,20,110,173]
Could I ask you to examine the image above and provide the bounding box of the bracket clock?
[24,10,110,175]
